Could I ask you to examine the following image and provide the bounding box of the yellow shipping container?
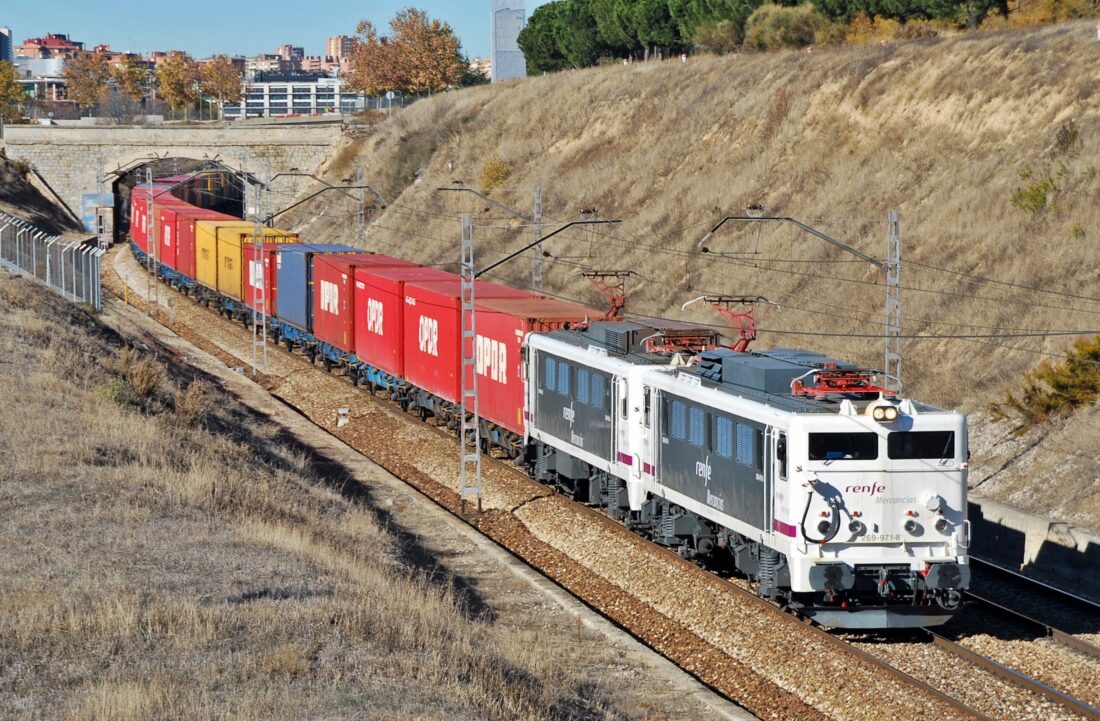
[216,227,299,301]
[194,220,254,291]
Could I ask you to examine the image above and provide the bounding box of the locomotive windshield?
[887,431,955,460]
[808,432,878,460]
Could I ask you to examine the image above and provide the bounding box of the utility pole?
[885,210,901,390]
[250,166,270,378]
[698,214,901,389]
[459,213,481,514]
[356,166,366,245]
[531,180,543,289]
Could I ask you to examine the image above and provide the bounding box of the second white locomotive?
[524,321,970,628]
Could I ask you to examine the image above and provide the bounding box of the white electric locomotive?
[524,320,970,629]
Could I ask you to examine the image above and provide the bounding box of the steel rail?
[924,628,1100,720]
[970,557,1100,615]
[117,247,1006,721]
[965,590,1100,661]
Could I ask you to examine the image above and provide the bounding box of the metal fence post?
[0,219,9,269]
[69,245,77,301]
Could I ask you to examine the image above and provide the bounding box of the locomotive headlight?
[904,519,920,534]
[849,520,865,535]
[871,404,900,422]
[935,518,950,533]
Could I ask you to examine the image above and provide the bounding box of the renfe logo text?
[845,483,887,496]
[476,335,507,384]
[695,456,712,483]
[366,299,384,335]
[320,280,339,313]
[418,315,439,356]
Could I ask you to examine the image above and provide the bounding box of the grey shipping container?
[275,244,360,332]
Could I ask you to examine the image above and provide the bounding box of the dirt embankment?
[0,272,665,721]
[283,21,1100,532]
[0,153,83,235]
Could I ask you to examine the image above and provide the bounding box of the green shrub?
[999,335,1100,426]
[93,378,129,405]
[478,158,511,195]
[745,4,830,51]
[1010,168,1056,215]
[694,19,744,54]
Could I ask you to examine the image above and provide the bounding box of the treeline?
[518,0,1010,72]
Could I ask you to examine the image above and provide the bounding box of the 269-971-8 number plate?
[862,533,902,543]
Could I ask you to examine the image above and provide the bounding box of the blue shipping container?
[275,244,361,332]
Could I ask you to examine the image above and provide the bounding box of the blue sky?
[3,1,552,60]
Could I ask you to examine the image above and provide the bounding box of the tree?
[347,8,464,96]
[590,0,638,53]
[631,0,688,55]
[156,52,200,118]
[670,0,765,44]
[63,51,111,111]
[347,20,401,94]
[557,0,610,68]
[199,55,244,119]
[518,2,571,73]
[390,8,464,94]
[0,61,27,122]
[112,57,148,104]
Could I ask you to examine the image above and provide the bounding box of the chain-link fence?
[0,212,105,310]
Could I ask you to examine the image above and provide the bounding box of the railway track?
[969,557,1100,652]
[104,246,1090,721]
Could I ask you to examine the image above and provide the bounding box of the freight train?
[128,179,972,629]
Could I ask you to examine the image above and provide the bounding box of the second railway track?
[105,246,1097,721]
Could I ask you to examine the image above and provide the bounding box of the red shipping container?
[311,254,417,354]
[353,265,457,379]
[175,207,236,282]
[130,186,164,254]
[132,187,187,258]
[155,205,194,271]
[401,279,538,407]
[242,242,295,315]
[468,297,595,435]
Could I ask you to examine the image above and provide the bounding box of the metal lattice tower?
[884,210,901,389]
[531,180,543,289]
[250,168,269,378]
[459,213,482,513]
[356,167,366,245]
[145,167,160,319]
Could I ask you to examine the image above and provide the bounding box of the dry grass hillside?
[0,273,637,720]
[0,153,82,235]
[284,21,1100,529]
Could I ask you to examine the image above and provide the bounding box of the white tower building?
[490,0,526,82]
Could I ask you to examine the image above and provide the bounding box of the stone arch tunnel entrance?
[108,158,251,244]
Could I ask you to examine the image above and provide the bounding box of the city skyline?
[2,1,552,61]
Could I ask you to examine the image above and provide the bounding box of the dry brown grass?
[286,20,1100,414]
[0,274,633,720]
[271,21,1100,529]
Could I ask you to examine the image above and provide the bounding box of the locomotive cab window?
[808,432,879,460]
[888,431,955,460]
[643,387,651,428]
[777,432,788,480]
